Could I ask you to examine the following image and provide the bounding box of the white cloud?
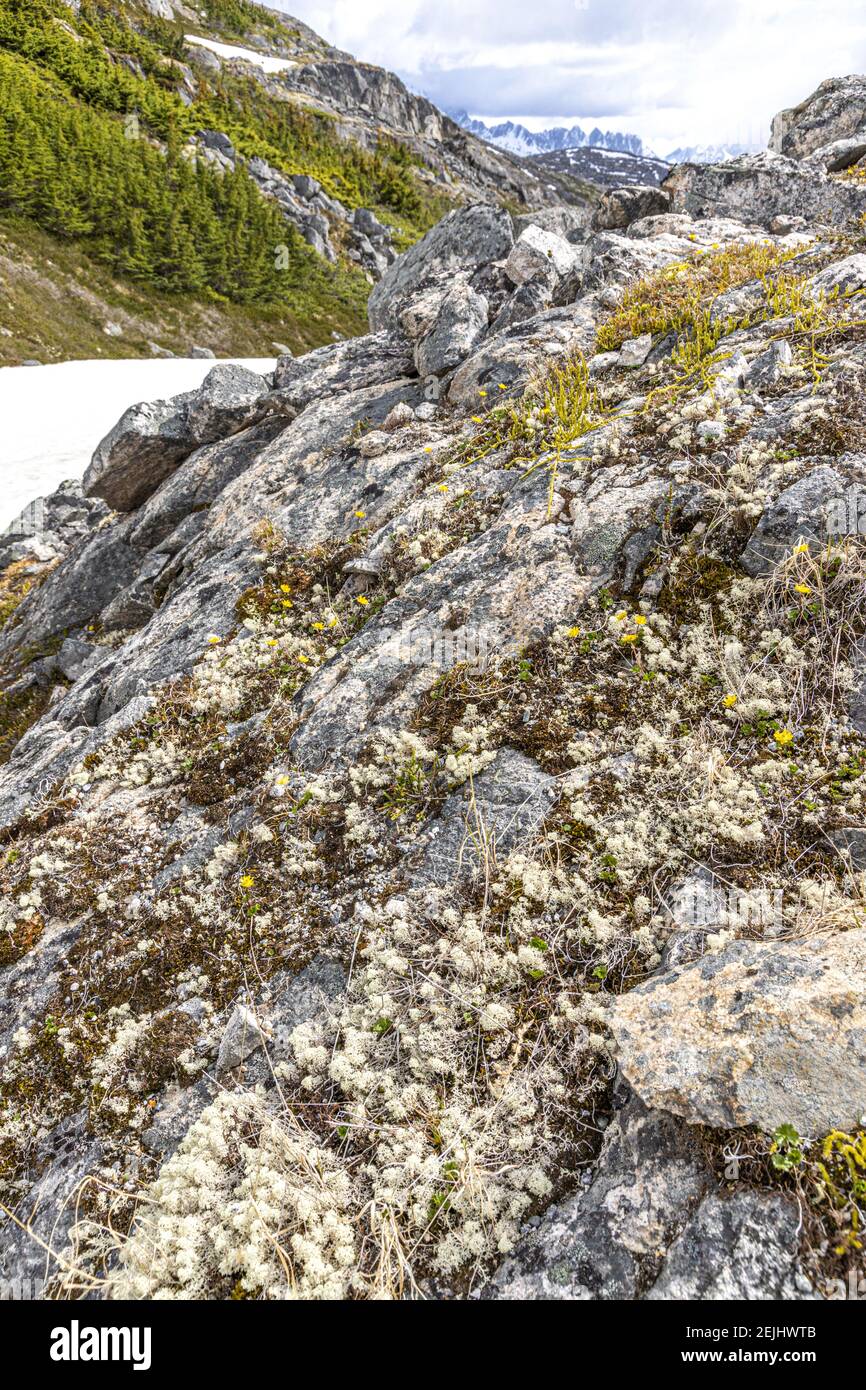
[279,0,866,155]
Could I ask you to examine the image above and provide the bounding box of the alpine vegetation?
[2,50,866,1303]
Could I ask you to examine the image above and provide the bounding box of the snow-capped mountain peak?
[449,111,646,158]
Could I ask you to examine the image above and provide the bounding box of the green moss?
[595,240,799,353]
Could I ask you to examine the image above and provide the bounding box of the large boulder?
[271,331,415,413]
[84,365,271,512]
[414,280,489,377]
[610,929,866,1135]
[664,151,866,229]
[367,204,514,332]
[770,75,866,160]
[592,185,671,231]
[503,225,580,287]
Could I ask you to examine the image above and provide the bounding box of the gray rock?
[215,1003,268,1078]
[610,928,866,1134]
[739,467,846,575]
[56,637,99,682]
[483,1084,711,1299]
[216,956,345,1080]
[448,296,600,410]
[382,401,415,431]
[186,41,221,75]
[416,749,558,886]
[665,151,866,230]
[0,1110,102,1291]
[1,480,107,560]
[0,522,140,658]
[291,173,321,200]
[368,204,514,332]
[646,1192,815,1300]
[84,365,271,512]
[266,956,346,1063]
[850,637,866,736]
[141,1080,215,1159]
[271,331,415,413]
[619,333,652,367]
[196,129,235,159]
[745,339,792,388]
[770,75,866,160]
[587,351,621,376]
[660,929,712,972]
[504,225,580,287]
[490,279,554,333]
[806,135,866,173]
[828,825,866,871]
[805,253,866,301]
[592,185,671,231]
[513,206,590,241]
[415,281,489,377]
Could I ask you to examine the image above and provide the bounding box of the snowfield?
[0,358,276,530]
[184,33,297,73]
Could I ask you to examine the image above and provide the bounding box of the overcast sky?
[279,0,866,155]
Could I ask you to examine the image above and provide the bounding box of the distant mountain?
[528,145,672,190]
[450,110,645,158]
[665,143,761,164]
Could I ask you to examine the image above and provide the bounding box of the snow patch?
[184,33,296,74]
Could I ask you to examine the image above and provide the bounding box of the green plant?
[769,1122,804,1172]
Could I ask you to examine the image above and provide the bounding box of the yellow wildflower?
[566,626,580,638]
[621,633,638,644]
[280,584,292,593]
[207,634,221,645]
[614,610,627,622]
[354,510,366,519]
[723,694,738,708]
[773,728,794,746]
[356,595,370,606]
[312,621,325,631]
[793,583,812,595]
[240,875,254,889]
[633,615,647,626]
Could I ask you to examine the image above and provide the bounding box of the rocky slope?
[2,75,866,1301]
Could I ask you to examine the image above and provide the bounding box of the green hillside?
[0,0,456,361]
